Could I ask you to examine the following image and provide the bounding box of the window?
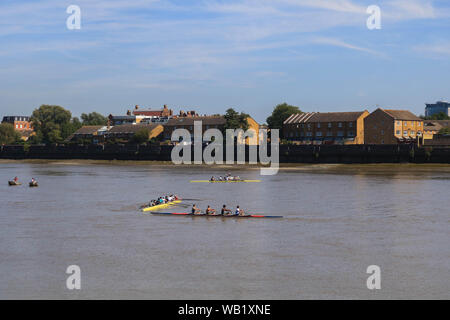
[411,131,415,135]
[317,123,321,128]
[418,122,421,127]
[348,131,354,137]
[349,122,353,128]
[404,122,407,126]
[380,130,384,135]
[338,122,343,128]
[327,131,333,137]
[290,132,293,137]
[300,131,304,137]
[307,124,311,130]
[397,121,401,126]
[337,131,344,137]
[403,130,407,136]
[16,124,19,128]
[316,131,322,137]
[396,130,401,135]
[306,132,312,137]
[328,123,332,128]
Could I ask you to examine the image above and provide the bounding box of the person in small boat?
[235,205,245,216]
[210,176,216,182]
[13,176,19,182]
[221,205,232,216]
[206,205,216,215]
[30,178,37,185]
[192,204,202,215]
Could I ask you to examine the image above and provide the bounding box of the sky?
[0,0,449,123]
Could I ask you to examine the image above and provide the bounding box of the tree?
[422,112,450,120]
[0,123,21,145]
[266,103,301,130]
[131,128,150,144]
[224,108,250,131]
[439,127,450,135]
[81,112,108,125]
[30,105,78,144]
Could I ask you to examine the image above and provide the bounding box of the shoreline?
[1,159,450,171]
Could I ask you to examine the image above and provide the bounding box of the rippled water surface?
[0,161,449,299]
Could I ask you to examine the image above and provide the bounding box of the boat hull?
[151,212,282,218]
[8,181,22,186]
[190,180,261,183]
[142,200,182,212]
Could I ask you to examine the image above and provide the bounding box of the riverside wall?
[0,144,449,163]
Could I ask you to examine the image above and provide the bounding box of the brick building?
[2,116,33,131]
[283,111,369,145]
[364,108,424,144]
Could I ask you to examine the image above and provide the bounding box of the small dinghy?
[8,180,22,186]
[29,181,39,187]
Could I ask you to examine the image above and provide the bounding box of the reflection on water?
[0,161,449,299]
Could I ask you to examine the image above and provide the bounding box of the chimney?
[163,104,168,110]
[127,110,131,116]
[135,105,139,110]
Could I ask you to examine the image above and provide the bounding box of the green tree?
[266,103,301,132]
[224,108,250,131]
[422,112,450,120]
[30,105,78,144]
[0,123,21,145]
[131,128,150,144]
[81,112,108,125]
[439,127,450,134]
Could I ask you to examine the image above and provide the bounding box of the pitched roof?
[382,109,422,121]
[107,124,160,134]
[284,111,366,124]
[165,116,226,126]
[73,126,103,135]
[133,110,164,116]
[424,122,443,131]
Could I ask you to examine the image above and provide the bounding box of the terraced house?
[283,111,369,145]
[364,108,424,144]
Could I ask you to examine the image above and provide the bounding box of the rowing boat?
[190,180,261,183]
[151,212,282,218]
[29,182,39,187]
[8,181,22,186]
[142,200,182,212]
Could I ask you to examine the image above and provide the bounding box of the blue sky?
[0,0,449,123]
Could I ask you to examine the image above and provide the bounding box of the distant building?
[67,125,107,144]
[162,115,260,145]
[131,104,173,118]
[108,115,138,126]
[105,124,164,141]
[2,116,33,131]
[283,111,369,145]
[2,115,34,141]
[364,108,424,144]
[423,120,450,140]
[425,101,450,117]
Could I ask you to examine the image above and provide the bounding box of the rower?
[210,176,215,182]
[192,204,202,215]
[235,205,245,216]
[221,205,232,216]
[206,205,216,215]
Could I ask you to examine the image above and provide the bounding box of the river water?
[0,160,449,299]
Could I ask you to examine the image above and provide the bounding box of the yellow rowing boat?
[190,180,261,183]
[142,200,182,212]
